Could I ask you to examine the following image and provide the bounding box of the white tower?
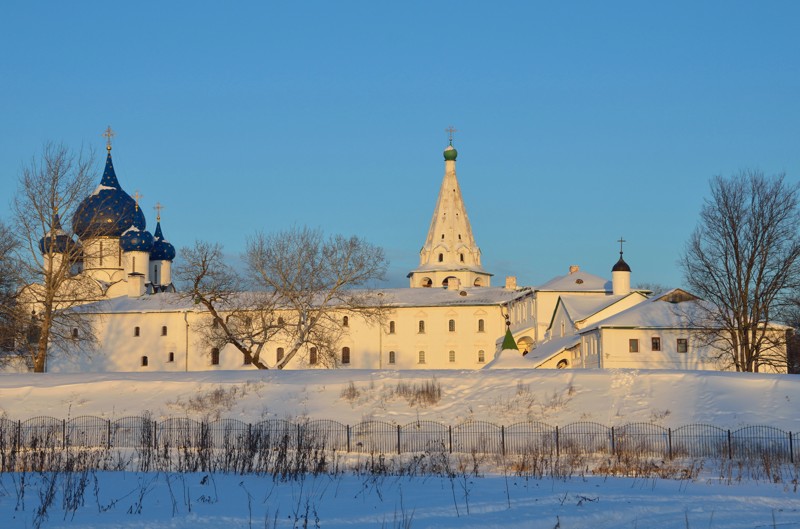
[408,129,492,289]
[611,237,631,296]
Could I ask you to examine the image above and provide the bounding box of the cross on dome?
[132,190,143,211]
[102,126,115,151]
[617,236,626,255]
[154,202,164,222]
[445,125,458,145]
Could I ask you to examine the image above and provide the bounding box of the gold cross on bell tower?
[154,202,164,222]
[445,125,458,145]
[102,126,115,151]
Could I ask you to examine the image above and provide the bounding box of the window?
[477,319,485,333]
[460,254,464,262]
[677,339,688,353]
[277,347,284,363]
[448,319,456,332]
[478,350,485,363]
[244,355,252,365]
[388,321,395,334]
[629,339,639,353]
[342,316,349,327]
[277,317,285,325]
[211,347,220,365]
[309,347,318,365]
[449,350,455,363]
[71,328,78,339]
[141,356,148,367]
[168,352,174,362]
[557,359,569,369]
[441,234,445,239]
[153,264,159,282]
[388,350,396,364]
[651,337,661,351]
[161,326,168,336]
[560,321,565,337]
[418,320,425,334]
[134,326,140,337]
[438,253,444,262]
[342,347,350,364]
[418,351,426,364]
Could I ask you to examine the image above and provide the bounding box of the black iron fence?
[1,416,797,464]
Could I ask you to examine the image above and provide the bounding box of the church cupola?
[39,213,75,272]
[407,127,493,289]
[149,203,176,291]
[611,237,631,295]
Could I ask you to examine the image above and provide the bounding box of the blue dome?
[150,221,176,261]
[120,225,154,252]
[72,151,146,238]
[38,215,74,254]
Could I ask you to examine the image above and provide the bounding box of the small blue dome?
[120,226,154,252]
[150,221,176,261]
[72,151,146,238]
[38,215,73,254]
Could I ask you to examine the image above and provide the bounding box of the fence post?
[555,426,560,458]
[610,426,615,458]
[448,425,452,454]
[107,420,112,450]
[62,419,66,448]
[346,425,351,452]
[727,429,732,460]
[153,421,158,450]
[16,420,21,451]
[789,431,794,464]
[297,423,302,449]
[396,425,401,455]
[668,428,672,460]
[501,426,506,456]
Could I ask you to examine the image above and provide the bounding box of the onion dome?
[443,144,458,161]
[38,214,73,254]
[120,225,154,252]
[72,149,146,238]
[612,252,631,272]
[150,221,176,261]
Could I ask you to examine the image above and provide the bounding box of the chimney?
[128,272,146,297]
[505,276,517,290]
[447,277,461,290]
[569,265,580,274]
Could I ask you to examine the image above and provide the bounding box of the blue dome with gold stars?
[72,149,145,238]
[150,221,176,261]
[120,225,155,252]
[38,214,74,254]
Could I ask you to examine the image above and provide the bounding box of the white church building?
[38,133,783,373]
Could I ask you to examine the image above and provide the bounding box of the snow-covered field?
[1,368,799,528]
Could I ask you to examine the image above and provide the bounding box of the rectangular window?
[276,347,284,363]
[478,350,485,363]
[134,326,140,337]
[449,350,455,363]
[418,320,425,334]
[309,347,318,365]
[161,326,168,336]
[389,321,395,334]
[388,351,396,364]
[477,319,485,333]
[418,351,425,364]
[677,338,688,353]
[168,352,174,362]
[629,339,639,353]
[448,319,456,332]
[651,337,661,351]
[342,347,350,364]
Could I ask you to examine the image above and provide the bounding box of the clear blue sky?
[1,1,798,289]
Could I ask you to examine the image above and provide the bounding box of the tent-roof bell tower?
[408,128,492,289]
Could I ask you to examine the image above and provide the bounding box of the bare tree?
[177,227,388,369]
[681,170,800,372]
[0,220,20,360]
[11,143,99,372]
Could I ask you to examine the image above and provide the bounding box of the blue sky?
[1,1,798,289]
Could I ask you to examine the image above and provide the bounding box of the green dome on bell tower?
[443,145,458,161]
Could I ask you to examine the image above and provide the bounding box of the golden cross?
[154,202,164,222]
[133,190,143,211]
[102,126,115,151]
[618,236,626,253]
[445,125,458,145]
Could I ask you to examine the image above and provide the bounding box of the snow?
[1,368,799,528]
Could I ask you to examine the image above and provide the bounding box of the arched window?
[388,351,396,364]
[309,347,318,365]
[418,320,425,334]
[277,347,285,362]
[438,253,444,262]
[448,319,456,332]
[211,348,220,365]
[473,278,483,287]
[71,328,78,339]
[342,316,349,327]
[161,326,168,336]
[388,321,395,334]
[477,350,485,363]
[460,254,464,262]
[134,326,140,337]
[342,347,351,364]
[557,359,569,369]
[418,351,425,364]
[168,352,174,362]
[141,356,148,367]
[421,277,432,288]
[478,319,485,332]
[449,350,455,363]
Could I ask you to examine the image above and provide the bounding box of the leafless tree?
[11,143,99,372]
[0,220,20,359]
[177,227,388,369]
[681,170,800,372]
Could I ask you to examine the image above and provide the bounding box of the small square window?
[629,339,639,353]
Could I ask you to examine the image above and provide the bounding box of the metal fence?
[0,416,797,463]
